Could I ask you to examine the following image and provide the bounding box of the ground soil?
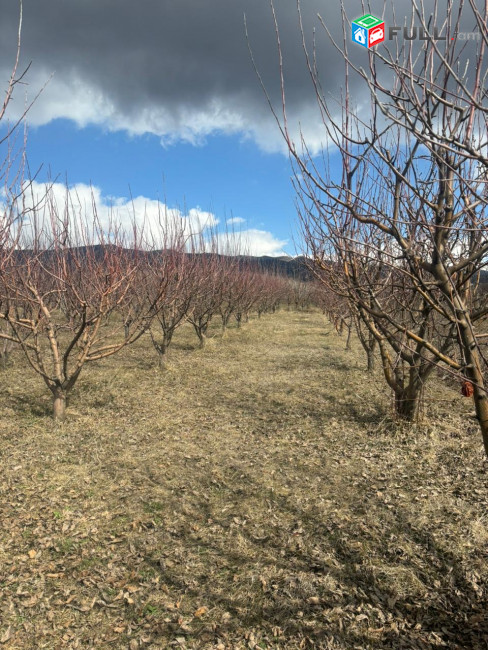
[1,310,487,649]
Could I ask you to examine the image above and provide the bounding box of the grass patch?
[0,312,487,648]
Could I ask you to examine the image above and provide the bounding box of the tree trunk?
[345,324,352,350]
[158,334,172,370]
[366,346,375,372]
[393,367,427,422]
[394,389,420,421]
[470,381,488,459]
[458,321,488,457]
[53,390,67,421]
[158,348,168,370]
[152,331,173,370]
[221,316,229,337]
[354,316,376,371]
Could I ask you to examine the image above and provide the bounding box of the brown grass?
[1,310,488,649]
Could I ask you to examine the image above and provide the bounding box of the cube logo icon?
[352,14,385,48]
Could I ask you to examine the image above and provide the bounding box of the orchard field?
[1,309,487,649]
[2,0,488,648]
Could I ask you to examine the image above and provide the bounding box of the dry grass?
[1,310,488,649]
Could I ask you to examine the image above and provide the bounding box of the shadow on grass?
[1,389,52,418]
[135,464,488,649]
[347,399,386,426]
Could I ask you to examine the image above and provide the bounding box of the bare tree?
[186,241,222,349]
[217,256,241,336]
[310,230,454,420]
[0,0,38,374]
[261,1,488,446]
[233,262,260,327]
[143,221,196,369]
[215,237,260,335]
[255,272,289,318]
[0,187,156,419]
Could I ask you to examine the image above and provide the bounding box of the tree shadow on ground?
[134,463,488,649]
[0,389,51,418]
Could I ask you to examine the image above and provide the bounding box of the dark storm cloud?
[0,0,483,152]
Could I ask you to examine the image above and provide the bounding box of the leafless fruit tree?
[137,215,197,369]
[186,239,222,349]
[260,0,488,445]
[0,0,42,371]
[0,188,157,419]
[217,256,243,336]
[255,272,289,318]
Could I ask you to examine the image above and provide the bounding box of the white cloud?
[17,180,218,248]
[4,0,480,158]
[14,181,286,256]
[226,216,246,225]
[213,228,288,257]
[1,66,331,156]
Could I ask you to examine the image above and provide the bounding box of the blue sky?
[1,1,468,255]
[23,118,297,255]
[7,0,444,254]
[1,0,356,256]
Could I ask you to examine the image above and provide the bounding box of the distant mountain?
[251,255,313,280]
[10,246,314,280]
[13,246,488,285]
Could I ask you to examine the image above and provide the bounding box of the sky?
[0,0,481,256]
